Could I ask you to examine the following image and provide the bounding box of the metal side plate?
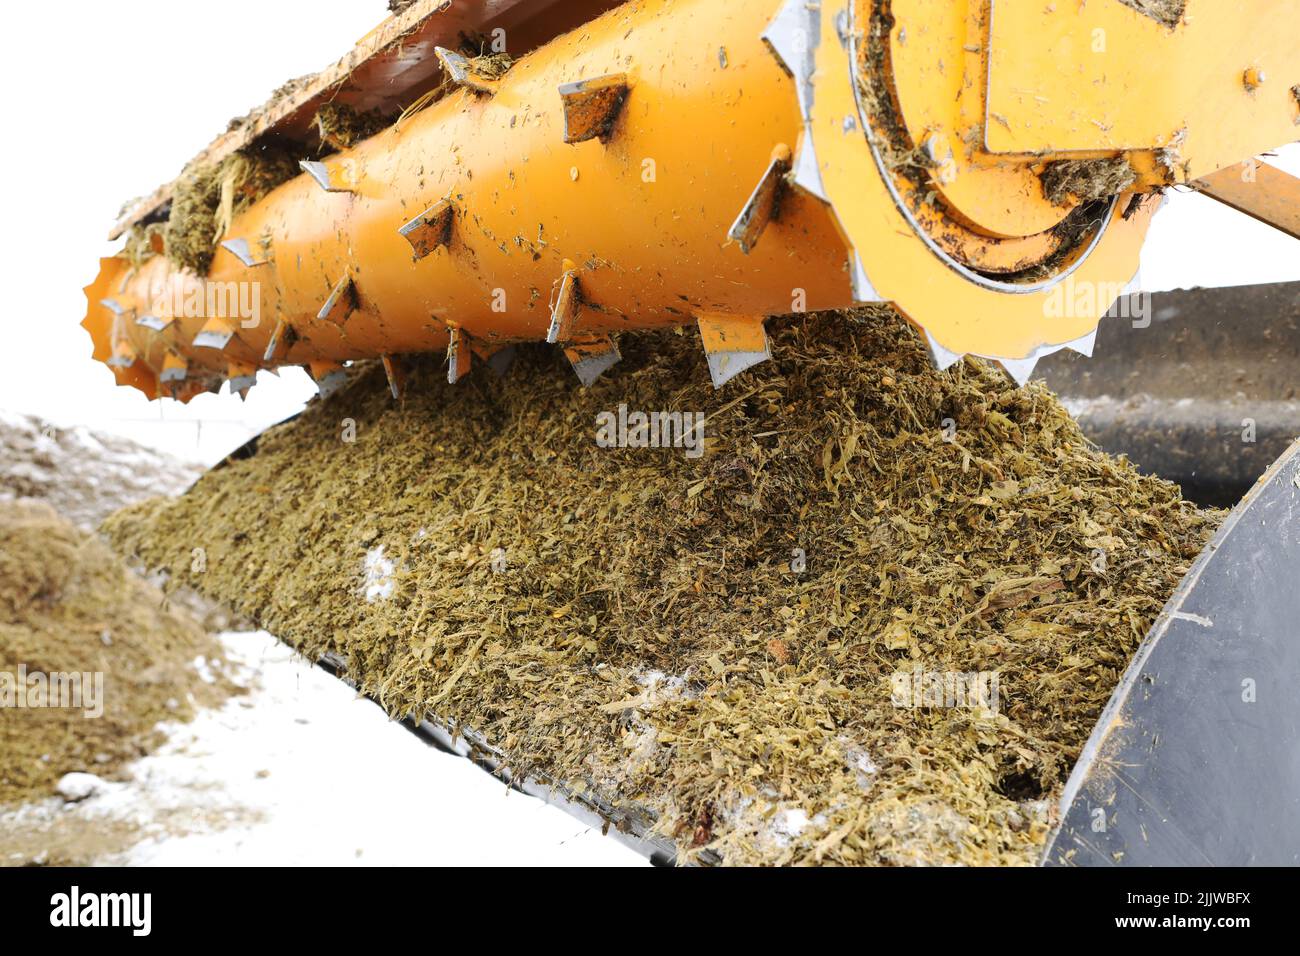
[1044,439,1300,866]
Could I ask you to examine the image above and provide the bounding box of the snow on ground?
[0,409,201,529]
[5,632,645,867]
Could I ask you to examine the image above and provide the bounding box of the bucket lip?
[1041,437,1300,865]
[309,651,684,867]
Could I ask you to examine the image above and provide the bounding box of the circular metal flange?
[851,0,1115,293]
[803,0,1154,365]
[884,0,1077,241]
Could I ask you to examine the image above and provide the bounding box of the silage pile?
[159,145,300,275]
[104,308,1219,865]
[0,501,236,807]
[0,410,200,530]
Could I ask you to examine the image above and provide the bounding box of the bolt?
[1243,66,1266,91]
[921,133,944,164]
[921,133,958,185]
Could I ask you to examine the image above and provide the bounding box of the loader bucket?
[1045,439,1300,866]
[294,440,1300,867]
[344,437,1300,866]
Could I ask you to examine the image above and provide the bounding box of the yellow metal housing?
[83,0,1300,399]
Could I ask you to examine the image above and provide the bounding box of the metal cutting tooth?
[924,330,965,372]
[728,146,792,254]
[998,357,1040,387]
[264,318,298,363]
[562,333,621,387]
[762,0,820,117]
[763,0,826,203]
[318,275,357,325]
[227,361,258,395]
[1066,329,1097,358]
[136,313,174,332]
[558,74,631,143]
[447,327,472,384]
[300,160,355,194]
[791,132,828,201]
[851,252,885,304]
[381,355,409,400]
[435,46,504,94]
[160,352,188,383]
[399,200,455,259]
[220,238,271,268]
[307,361,348,398]
[546,262,582,344]
[193,317,236,351]
[696,314,771,389]
[107,339,138,369]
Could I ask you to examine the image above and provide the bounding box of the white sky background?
[0,1,381,464]
[0,1,1297,463]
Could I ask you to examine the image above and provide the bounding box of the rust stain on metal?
[728,145,793,254]
[559,74,631,143]
[547,263,583,343]
[399,199,456,259]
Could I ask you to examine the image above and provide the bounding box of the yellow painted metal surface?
[1195,161,1300,241]
[82,0,1299,400]
[86,0,853,399]
[985,0,1300,179]
[889,0,1069,237]
[813,0,1153,361]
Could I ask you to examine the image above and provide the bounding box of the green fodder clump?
[1118,0,1187,28]
[0,502,236,806]
[120,222,165,269]
[313,102,397,151]
[104,309,1219,865]
[1041,158,1138,206]
[163,145,299,275]
[397,44,514,125]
